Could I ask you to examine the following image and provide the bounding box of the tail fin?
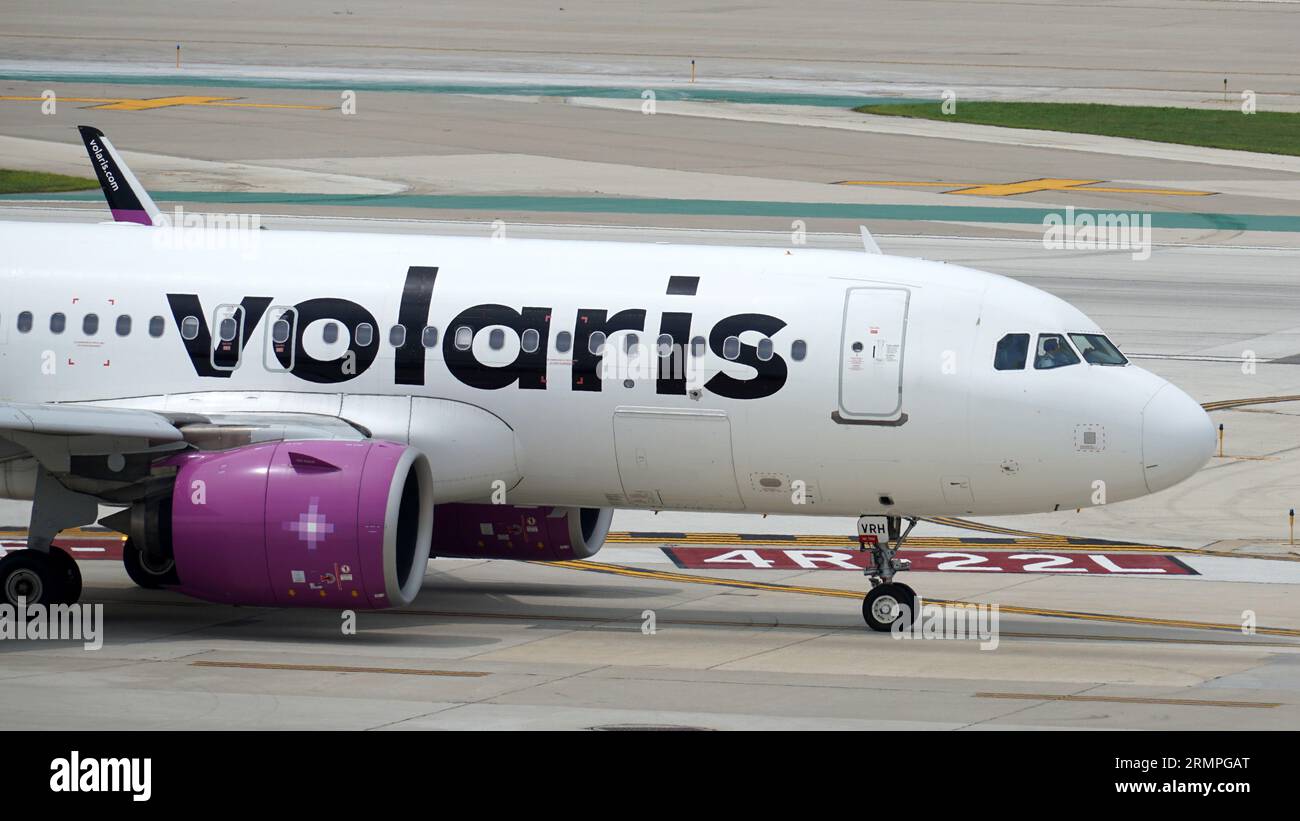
[859,225,882,254]
[76,125,162,226]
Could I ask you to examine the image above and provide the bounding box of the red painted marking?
[663,547,1196,576]
[0,537,124,561]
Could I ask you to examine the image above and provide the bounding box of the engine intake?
[166,440,433,608]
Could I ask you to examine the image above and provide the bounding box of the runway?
[1,0,1298,730]
[2,539,1298,731]
[4,3,1300,246]
[3,0,1299,106]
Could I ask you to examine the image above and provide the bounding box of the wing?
[0,401,366,549]
[0,400,182,441]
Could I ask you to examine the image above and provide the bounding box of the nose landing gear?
[858,514,920,632]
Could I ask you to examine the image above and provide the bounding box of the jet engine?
[133,440,433,609]
[430,504,613,561]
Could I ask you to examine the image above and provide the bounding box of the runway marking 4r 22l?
[664,547,1198,575]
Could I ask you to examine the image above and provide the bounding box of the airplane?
[0,126,1215,631]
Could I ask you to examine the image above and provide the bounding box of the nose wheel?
[858,514,920,632]
[863,582,919,632]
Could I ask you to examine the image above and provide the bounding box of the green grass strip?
[855,101,1300,156]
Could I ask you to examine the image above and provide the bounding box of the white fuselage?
[0,220,1214,517]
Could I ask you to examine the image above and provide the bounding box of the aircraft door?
[837,287,910,421]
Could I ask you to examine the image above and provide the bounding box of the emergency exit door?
[838,287,910,419]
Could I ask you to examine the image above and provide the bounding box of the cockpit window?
[1034,333,1080,369]
[1069,333,1128,366]
[994,333,1029,371]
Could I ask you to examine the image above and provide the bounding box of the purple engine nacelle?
[167,440,433,609]
[430,504,613,561]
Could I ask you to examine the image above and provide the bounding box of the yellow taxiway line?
[975,692,1279,709]
[1203,394,1300,412]
[835,177,1214,197]
[190,660,488,677]
[0,94,332,111]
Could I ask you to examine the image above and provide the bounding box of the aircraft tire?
[123,538,179,589]
[862,582,919,632]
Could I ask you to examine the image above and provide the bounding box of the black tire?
[862,582,920,632]
[0,550,65,607]
[47,547,83,604]
[122,538,178,589]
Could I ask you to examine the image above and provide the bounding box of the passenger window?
[521,328,539,353]
[454,326,472,351]
[588,331,607,355]
[354,323,374,346]
[555,331,572,353]
[690,336,706,357]
[1069,333,1128,366]
[756,338,774,362]
[994,333,1029,371]
[180,315,198,340]
[722,336,741,360]
[148,316,165,337]
[389,325,407,347]
[83,314,99,336]
[17,311,32,333]
[791,339,807,361]
[322,322,339,344]
[51,313,67,334]
[271,319,292,344]
[1034,333,1080,370]
[487,328,505,350]
[625,333,639,355]
[421,326,438,348]
[115,315,131,336]
[218,317,237,342]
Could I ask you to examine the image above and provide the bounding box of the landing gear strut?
[858,514,920,632]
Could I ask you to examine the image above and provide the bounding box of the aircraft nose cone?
[1141,383,1214,493]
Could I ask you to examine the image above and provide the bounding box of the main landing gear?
[122,538,179,589]
[0,466,95,608]
[858,514,920,632]
[0,546,82,606]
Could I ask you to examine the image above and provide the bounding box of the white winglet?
[859,225,882,254]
